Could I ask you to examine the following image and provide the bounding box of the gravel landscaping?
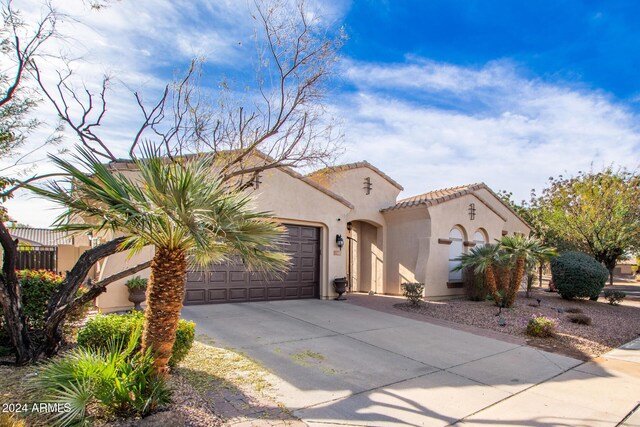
[395,286,640,360]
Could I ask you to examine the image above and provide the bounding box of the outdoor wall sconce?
[336,234,345,250]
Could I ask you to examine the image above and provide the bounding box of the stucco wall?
[57,245,92,277]
[383,207,430,295]
[95,245,153,313]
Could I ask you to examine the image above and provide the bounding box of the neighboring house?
[614,260,637,276]
[7,226,91,275]
[95,160,530,312]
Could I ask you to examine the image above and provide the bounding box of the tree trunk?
[526,274,534,299]
[538,263,543,287]
[0,222,33,365]
[507,256,525,307]
[608,268,614,287]
[141,247,187,375]
[485,264,501,307]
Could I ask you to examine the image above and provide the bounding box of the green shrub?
[603,289,626,305]
[77,311,195,367]
[0,270,90,345]
[29,328,171,426]
[463,268,487,301]
[567,313,592,325]
[550,252,608,300]
[526,315,557,337]
[125,276,148,290]
[401,283,424,306]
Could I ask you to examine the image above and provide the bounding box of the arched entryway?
[346,220,384,294]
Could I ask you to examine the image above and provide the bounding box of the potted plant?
[125,276,148,311]
[333,277,348,301]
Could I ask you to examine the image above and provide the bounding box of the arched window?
[448,227,465,282]
[473,230,487,248]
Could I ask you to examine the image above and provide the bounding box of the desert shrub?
[463,268,487,301]
[77,311,195,367]
[603,289,626,305]
[526,315,557,337]
[565,307,583,314]
[550,252,608,300]
[401,283,424,306]
[29,328,171,426]
[567,313,592,325]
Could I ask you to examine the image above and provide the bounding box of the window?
[448,227,464,282]
[473,230,487,248]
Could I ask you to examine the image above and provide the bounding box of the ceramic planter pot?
[128,287,147,311]
[333,277,348,301]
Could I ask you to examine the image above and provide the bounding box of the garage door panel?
[267,287,283,298]
[300,286,315,297]
[300,257,315,268]
[185,224,320,304]
[209,271,227,282]
[187,271,204,282]
[300,227,317,239]
[229,288,248,301]
[185,289,206,303]
[249,288,266,300]
[284,287,300,297]
[229,271,246,283]
[301,271,315,282]
[301,243,316,254]
[208,289,227,302]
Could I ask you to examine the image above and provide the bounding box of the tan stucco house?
[92,160,530,312]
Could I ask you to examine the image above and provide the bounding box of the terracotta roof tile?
[382,183,482,212]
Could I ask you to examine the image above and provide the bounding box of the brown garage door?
[184,224,320,304]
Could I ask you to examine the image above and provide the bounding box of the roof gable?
[308,161,404,191]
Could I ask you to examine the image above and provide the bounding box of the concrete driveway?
[181,300,639,426]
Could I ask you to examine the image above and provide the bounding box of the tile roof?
[308,161,404,191]
[381,183,483,212]
[381,183,530,228]
[7,226,74,246]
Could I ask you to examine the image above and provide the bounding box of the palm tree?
[500,235,557,305]
[33,146,290,374]
[453,244,502,306]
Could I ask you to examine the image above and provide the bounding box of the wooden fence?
[16,246,57,271]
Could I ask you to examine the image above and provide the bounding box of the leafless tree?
[32,0,345,184]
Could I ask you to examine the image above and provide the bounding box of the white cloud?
[336,59,640,203]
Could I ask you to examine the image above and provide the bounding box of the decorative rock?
[137,411,185,427]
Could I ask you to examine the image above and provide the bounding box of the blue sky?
[4,0,640,226]
[345,0,640,102]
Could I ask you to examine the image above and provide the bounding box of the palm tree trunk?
[507,256,526,307]
[485,264,501,306]
[141,247,187,375]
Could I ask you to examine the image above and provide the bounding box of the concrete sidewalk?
[181,300,640,426]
